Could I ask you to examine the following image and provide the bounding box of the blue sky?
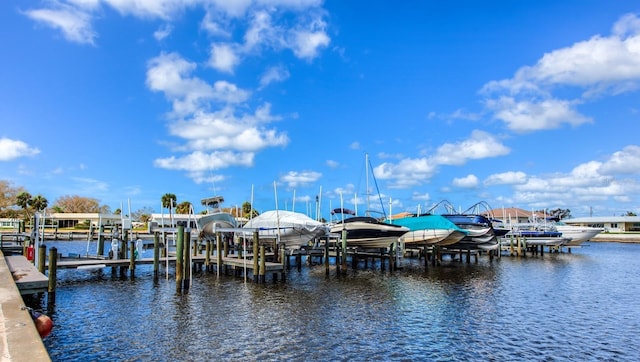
[1,0,640,220]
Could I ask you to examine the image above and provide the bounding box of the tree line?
[0,180,259,224]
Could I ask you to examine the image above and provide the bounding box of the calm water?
[25,241,640,361]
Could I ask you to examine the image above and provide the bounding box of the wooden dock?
[5,255,49,294]
[47,253,286,281]
[0,251,51,361]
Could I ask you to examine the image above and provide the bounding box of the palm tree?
[242,201,259,219]
[16,191,32,219]
[161,193,177,226]
[176,201,192,215]
[29,195,48,213]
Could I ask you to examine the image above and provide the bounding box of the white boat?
[500,232,569,247]
[197,196,237,238]
[243,210,328,249]
[391,214,468,247]
[553,222,604,246]
[330,216,409,249]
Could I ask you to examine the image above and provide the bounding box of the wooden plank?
[5,255,48,294]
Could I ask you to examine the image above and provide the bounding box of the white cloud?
[280,170,322,188]
[168,105,288,153]
[481,13,640,132]
[484,97,592,133]
[146,52,250,116]
[503,146,640,209]
[24,4,96,45]
[369,130,510,189]
[433,130,510,165]
[484,171,528,186]
[154,24,173,41]
[452,174,478,188]
[326,160,339,168]
[244,10,276,51]
[0,138,40,161]
[288,20,330,60]
[411,192,431,202]
[259,65,290,89]
[374,158,438,189]
[599,145,640,175]
[154,150,255,173]
[101,0,182,19]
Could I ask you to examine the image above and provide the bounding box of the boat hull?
[330,217,409,249]
[391,214,469,247]
[554,226,603,246]
[197,213,237,236]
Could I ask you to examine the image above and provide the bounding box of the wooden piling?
[153,232,160,281]
[47,247,57,297]
[205,239,211,271]
[216,233,222,277]
[259,245,266,283]
[280,248,286,281]
[129,240,135,276]
[183,230,191,291]
[253,232,259,282]
[120,229,128,259]
[37,245,46,274]
[98,225,105,257]
[324,236,330,276]
[176,225,184,293]
[340,229,347,274]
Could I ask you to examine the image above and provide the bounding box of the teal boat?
[391,214,468,246]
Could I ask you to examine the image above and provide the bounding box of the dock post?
[192,232,198,257]
[48,247,57,301]
[324,236,330,276]
[205,238,211,271]
[340,229,347,275]
[253,232,259,282]
[153,232,160,282]
[120,228,127,259]
[184,229,191,291]
[259,245,266,283]
[335,244,341,276]
[176,225,184,293]
[280,248,286,282]
[98,225,105,257]
[37,245,46,274]
[216,232,222,277]
[129,240,135,279]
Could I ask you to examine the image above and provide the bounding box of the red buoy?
[30,310,53,338]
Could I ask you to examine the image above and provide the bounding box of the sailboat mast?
[365,153,370,217]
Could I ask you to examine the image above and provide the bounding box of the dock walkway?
[0,251,51,361]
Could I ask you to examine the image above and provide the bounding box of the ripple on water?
[28,241,640,361]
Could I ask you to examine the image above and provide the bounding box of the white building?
[563,216,640,232]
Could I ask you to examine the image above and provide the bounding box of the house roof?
[482,208,546,219]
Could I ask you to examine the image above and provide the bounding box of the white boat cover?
[243,210,328,248]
